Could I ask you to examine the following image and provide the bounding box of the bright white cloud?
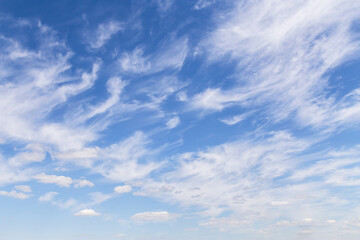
[114,185,132,194]
[166,116,180,129]
[194,0,360,131]
[33,173,94,188]
[1,3,360,239]
[75,209,101,217]
[191,88,245,111]
[219,113,250,125]
[134,131,317,221]
[74,179,94,188]
[0,20,101,152]
[0,190,31,200]
[34,173,73,187]
[119,47,151,73]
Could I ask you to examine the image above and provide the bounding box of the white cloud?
[166,116,180,129]
[119,47,151,73]
[73,77,127,124]
[33,173,94,188]
[191,88,245,111]
[133,138,360,233]
[134,76,187,110]
[38,192,58,202]
[74,179,94,188]
[0,156,34,186]
[8,144,46,167]
[90,21,122,49]
[14,185,32,193]
[0,19,101,152]
[193,0,360,131]
[55,147,100,168]
[219,113,250,125]
[93,131,162,182]
[114,185,132,194]
[0,190,31,200]
[34,173,73,187]
[193,0,216,10]
[118,37,188,74]
[75,209,101,217]
[54,132,162,183]
[131,211,175,222]
[56,147,99,160]
[135,131,339,227]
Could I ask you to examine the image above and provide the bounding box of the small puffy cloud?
[74,179,94,188]
[33,173,73,187]
[131,211,175,222]
[166,116,180,129]
[14,185,32,193]
[115,234,125,238]
[0,190,31,200]
[114,185,132,194]
[75,209,101,217]
[38,192,58,202]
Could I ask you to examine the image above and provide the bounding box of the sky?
[1,0,360,239]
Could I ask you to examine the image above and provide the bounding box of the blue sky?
[1,0,360,239]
